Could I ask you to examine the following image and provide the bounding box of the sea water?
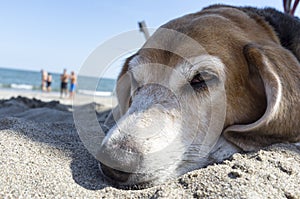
[0,67,116,96]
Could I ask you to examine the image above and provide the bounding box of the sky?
[0,0,298,78]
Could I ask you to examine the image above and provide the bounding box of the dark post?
[283,0,299,15]
[138,21,150,40]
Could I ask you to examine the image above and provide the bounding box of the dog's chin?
[98,163,174,189]
[105,177,159,190]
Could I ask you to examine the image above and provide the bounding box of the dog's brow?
[178,55,225,81]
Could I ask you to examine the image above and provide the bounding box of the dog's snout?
[100,163,131,182]
[129,83,181,113]
[97,136,142,174]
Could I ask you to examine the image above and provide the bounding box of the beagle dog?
[97,5,300,188]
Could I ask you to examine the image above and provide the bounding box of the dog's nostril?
[100,163,131,183]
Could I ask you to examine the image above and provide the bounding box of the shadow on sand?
[0,96,112,190]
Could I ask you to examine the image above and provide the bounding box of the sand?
[0,90,299,198]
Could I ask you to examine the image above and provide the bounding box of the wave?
[0,83,52,91]
[11,83,34,90]
[0,83,37,90]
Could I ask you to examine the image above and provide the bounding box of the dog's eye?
[190,72,217,91]
[190,74,207,90]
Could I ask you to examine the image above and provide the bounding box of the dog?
[97,4,300,188]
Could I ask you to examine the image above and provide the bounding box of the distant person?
[69,71,77,98]
[60,69,69,98]
[41,69,47,92]
[46,73,52,92]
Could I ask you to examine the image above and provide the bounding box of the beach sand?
[0,89,299,198]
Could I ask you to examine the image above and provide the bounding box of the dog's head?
[97,6,300,187]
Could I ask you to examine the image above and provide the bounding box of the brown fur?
[116,5,300,151]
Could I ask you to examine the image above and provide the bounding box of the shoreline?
[0,88,117,108]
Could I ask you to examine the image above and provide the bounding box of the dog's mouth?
[100,163,131,183]
[98,162,159,189]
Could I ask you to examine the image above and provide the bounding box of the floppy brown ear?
[224,43,300,151]
[104,55,136,131]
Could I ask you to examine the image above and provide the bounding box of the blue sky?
[0,0,298,78]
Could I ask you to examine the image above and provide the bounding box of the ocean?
[0,67,116,96]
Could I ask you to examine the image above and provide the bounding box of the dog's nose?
[100,163,131,182]
[97,130,142,174]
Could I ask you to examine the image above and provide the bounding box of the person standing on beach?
[46,73,52,92]
[60,69,69,98]
[69,71,77,98]
[41,70,47,92]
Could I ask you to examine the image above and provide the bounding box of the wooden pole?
[284,0,299,15]
[138,21,150,40]
[291,0,299,15]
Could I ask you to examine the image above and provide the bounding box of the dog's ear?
[224,43,300,151]
[104,55,136,131]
